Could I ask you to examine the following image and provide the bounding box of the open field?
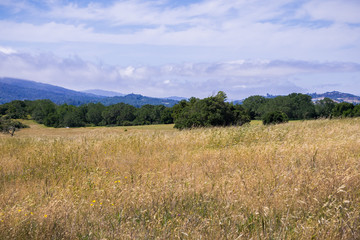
[0,119,360,239]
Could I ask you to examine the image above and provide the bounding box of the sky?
[0,0,359,99]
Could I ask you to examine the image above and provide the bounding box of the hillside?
[2,77,359,107]
[100,94,178,107]
[0,77,178,107]
[0,77,104,105]
[309,91,360,104]
[82,89,125,97]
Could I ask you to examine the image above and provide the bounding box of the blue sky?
[0,0,359,99]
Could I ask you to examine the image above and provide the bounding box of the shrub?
[0,117,29,136]
[262,111,289,125]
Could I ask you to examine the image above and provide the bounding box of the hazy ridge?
[1,77,359,106]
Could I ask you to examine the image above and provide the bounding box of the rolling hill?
[1,77,359,107]
[82,89,125,97]
[0,77,104,105]
[309,91,360,104]
[0,77,178,107]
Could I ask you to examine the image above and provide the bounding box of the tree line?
[0,100,173,128]
[242,93,360,122]
[0,91,250,129]
[0,92,359,132]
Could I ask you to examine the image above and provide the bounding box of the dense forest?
[0,92,359,131]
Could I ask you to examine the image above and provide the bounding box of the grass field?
[0,119,359,239]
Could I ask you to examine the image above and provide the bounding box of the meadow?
[0,119,359,239]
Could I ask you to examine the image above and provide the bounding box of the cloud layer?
[1,51,359,98]
[1,0,359,62]
[0,0,359,98]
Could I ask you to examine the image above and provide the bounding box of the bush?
[0,117,29,136]
[262,111,289,125]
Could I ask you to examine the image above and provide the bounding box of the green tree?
[258,93,315,120]
[0,104,7,116]
[102,103,136,126]
[352,104,360,117]
[30,99,57,124]
[160,107,174,124]
[56,104,85,127]
[3,100,28,119]
[231,104,251,126]
[171,99,189,120]
[85,103,106,126]
[288,93,316,119]
[44,113,60,127]
[77,104,88,124]
[262,111,289,125]
[332,102,354,118]
[134,104,162,125]
[242,95,267,119]
[314,98,336,118]
[173,91,250,129]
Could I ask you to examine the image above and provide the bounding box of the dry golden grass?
[0,119,359,239]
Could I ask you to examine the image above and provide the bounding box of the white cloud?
[298,0,360,24]
[1,1,360,98]
[0,46,17,54]
[0,51,359,98]
[0,0,359,63]
[0,21,93,43]
[44,0,292,28]
[0,0,32,13]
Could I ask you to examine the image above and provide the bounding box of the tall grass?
[0,119,359,239]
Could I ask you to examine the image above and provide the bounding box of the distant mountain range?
[1,77,359,106]
[0,77,178,107]
[308,91,360,104]
[82,89,125,97]
[229,91,360,105]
